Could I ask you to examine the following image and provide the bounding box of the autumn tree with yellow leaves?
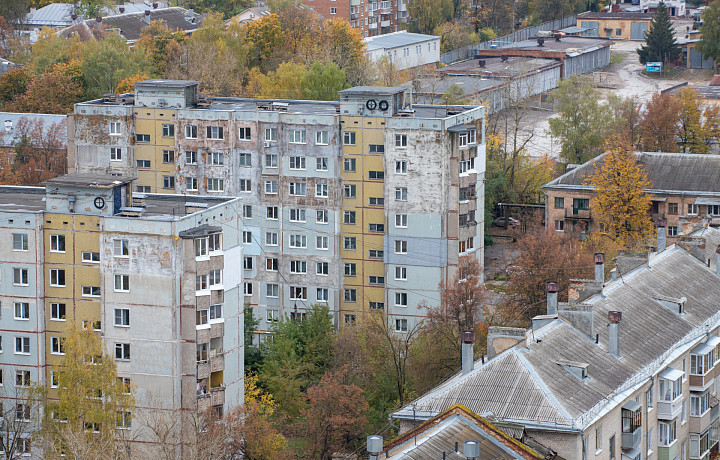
[586,149,654,249]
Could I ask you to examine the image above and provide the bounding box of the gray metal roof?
[0,112,67,148]
[364,31,439,52]
[394,247,720,430]
[543,152,720,196]
[44,173,135,188]
[23,2,167,27]
[339,86,406,94]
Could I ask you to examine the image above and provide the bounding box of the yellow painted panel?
[74,265,101,299]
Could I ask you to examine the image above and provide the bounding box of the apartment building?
[543,152,720,243]
[0,173,243,458]
[71,80,486,335]
[302,0,408,37]
[393,235,720,460]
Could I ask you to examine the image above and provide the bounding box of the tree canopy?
[698,0,720,72]
[637,0,680,65]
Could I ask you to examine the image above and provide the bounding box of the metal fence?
[439,15,578,64]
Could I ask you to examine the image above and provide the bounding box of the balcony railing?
[621,427,641,449]
[211,386,225,406]
[565,208,591,220]
[657,396,684,420]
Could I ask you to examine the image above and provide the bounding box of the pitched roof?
[98,7,201,41]
[394,247,720,430]
[543,152,720,196]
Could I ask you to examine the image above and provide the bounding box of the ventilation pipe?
[367,435,383,460]
[657,218,667,253]
[546,282,558,315]
[464,441,480,459]
[188,4,194,15]
[461,331,475,376]
[594,253,605,283]
[144,10,151,22]
[608,311,622,358]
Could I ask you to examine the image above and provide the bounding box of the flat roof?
[498,36,613,54]
[578,11,654,20]
[339,86,406,94]
[364,31,439,52]
[135,79,201,87]
[44,173,135,189]
[439,56,561,76]
[0,187,46,212]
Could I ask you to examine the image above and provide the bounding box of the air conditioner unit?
[264,141,271,148]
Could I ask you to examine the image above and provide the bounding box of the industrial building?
[71,80,486,337]
[363,31,441,70]
[0,173,244,457]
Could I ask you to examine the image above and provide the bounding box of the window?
[317,262,329,275]
[14,302,29,319]
[395,160,407,174]
[162,124,174,138]
[49,269,65,287]
[186,150,197,164]
[369,249,384,259]
[16,404,30,422]
[163,176,175,189]
[317,288,329,302]
[369,170,385,180]
[115,343,130,360]
[369,223,384,232]
[242,231,252,244]
[668,202,678,215]
[395,187,408,201]
[289,129,306,144]
[114,239,129,257]
[316,236,329,250]
[51,371,60,388]
[595,426,602,452]
[555,220,565,232]
[316,131,329,145]
[289,182,306,196]
[196,274,208,291]
[395,240,407,254]
[316,157,328,171]
[266,283,279,298]
[395,214,408,228]
[244,256,254,270]
[344,211,356,225]
[109,122,121,135]
[668,226,678,237]
[609,435,615,459]
[50,234,65,252]
[12,233,28,251]
[266,309,279,323]
[239,127,251,140]
[289,234,307,248]
[691,391,711,416]
[82,286,101,297]
[709,204,720,216]
[208,178,224,192]
[112,274,129,292]
[317,210,329,223]
[289,208,306,222]
[185,125,197,139]
[110,147,122,161]
[187,177,198,191]
[344,184,356,198]
[344,263,357,276]
[370,301,384,310]
[343,158,356,172]
[554,197,565,208]
[264,180,278,194]
[51,303,66,321]
[344,237,356,250]
[266,258,278,271]
[117,411,132,429]
[369,144,384,153]
[265,232,278,246]
[395,134,408,147]
[659,374,683,401]
[290,286,307,300]
[330,7,337,13]
[136,134,150,143]
[239,179,251,193]
[659,419,677,447]
[316,183,328,197]
[267,206,279,220]
[13,268,28,286]
[688,203,698,215]
[368,197,384,206]
[209,151,224,165]
[51,336,65,355]
[615,28,622,36]
[243,205,253,219]
[159,149,175,164]
[344,289,357,302]
[290,156,306,170]
[114,308,130,327]
[209,270,222,287]
[265,154,278,168]
[395,292,408,307]
[459,158,475,173]
[369,276,384,285]
[264,127,277,142]
[136,159,151,170]
[573,198,590,210]
[15,337,30,354]
[343,131,356,145]
[647,387,654,410]
[206,126,224,140]
[395,266,407,280]
[82,251,100,263]
[395,319,408,332]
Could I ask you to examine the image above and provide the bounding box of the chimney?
[71,13,78,20]
[144,10,151,22]
[657,218,667,253]
[95,16,102,22]
[608,311,622,358]
[715,245,720,277]
[461,331,475,375]
[188,4,195,15]
[153,2,158,8]
[119,6,125,13]
[594,253,605,283]
[546,281,558,315]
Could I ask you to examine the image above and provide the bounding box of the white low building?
[641,0,686,17]
[364,31,441,70]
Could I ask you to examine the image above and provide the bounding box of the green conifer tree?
[637,0,680,65]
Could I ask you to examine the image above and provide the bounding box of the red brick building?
[302,0,408,37]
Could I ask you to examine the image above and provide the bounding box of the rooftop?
[439,56,561,77]
[135,79,201,88]
[394,246,720,430]
[44,173,135,189]
[577,11,655,20]
[0,112,68,148]
[364,31,440,52]
[338,86,406,95]
[23,1,168,27]
[495,36,613,55]
[543,152,720,196]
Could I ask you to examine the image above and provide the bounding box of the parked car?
[494,217,520,228]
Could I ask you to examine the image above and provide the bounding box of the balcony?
[197,393,211,412]
[210,353,224,373]
[210,321,224,338]
[211,386,225,406]
[350,13,359,19]
[622,427,642,449]
[565,207,591,220]
[197,361,210,379]
[369,22,377,29]
[689,403,718,434]
[621,401,642,449]
[381,19,391,27]
[658,397,684,420]
[658,367,685,420]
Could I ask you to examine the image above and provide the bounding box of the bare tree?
[0,384,43,459]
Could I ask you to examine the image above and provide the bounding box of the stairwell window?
[185,125,197,139]
[395,134,408,147]
[162,124,174,138]
[109,122,121,135]
[316,131,329,145]
[343,131,356,145]
[110,148,122,161]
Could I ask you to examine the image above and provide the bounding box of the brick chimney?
[461,331,475,375]
[546,281,558,315]
[594,253,605,283]
[657,218,667,253]
[608,311,622,358]
[144,10,151,23]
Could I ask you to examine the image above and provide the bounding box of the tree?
[0,67,31,108]
[245,306,264,374]
[39,324,135,459]
[529,0,577,22]
[244,62,307,99]
[675,88,716,154]
[134,20,184,77]
[698,0,720,72]
[0,0,31,23]
[407,0,454,34]
[0,384,43,459]
[637,0,680,65]
[80,32,148,99]
[441,83,466,104]
[241,374,290,459]
[608,95,642,150]
[304,61,348,101]
[301,367,368,460]
[5,71,83,114]
[10,116,67,185]
[548,76,612,164]
[586,149,654,248]
[639,91,681,152]
[245,13,284,69]
[115,73,150,94]
[76,0,115,18]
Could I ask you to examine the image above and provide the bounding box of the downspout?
[581,431,587,460]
